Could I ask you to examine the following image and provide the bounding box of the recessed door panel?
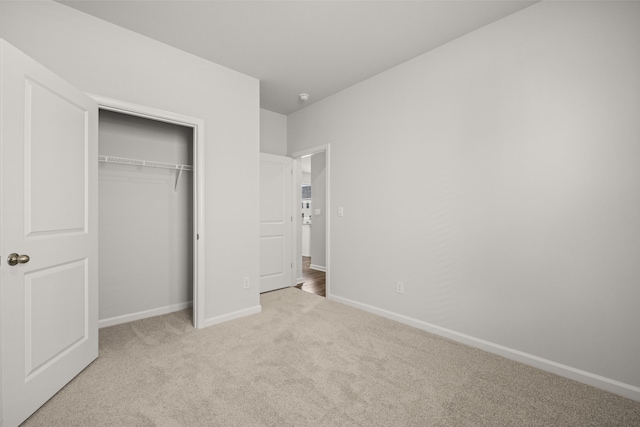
[260,161,285,223]
[25,260,88,378]
[25,79,87,236]
[260,236,284,277]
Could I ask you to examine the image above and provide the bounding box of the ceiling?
[59,1,537,115]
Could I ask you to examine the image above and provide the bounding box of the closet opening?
[92,96,205,329]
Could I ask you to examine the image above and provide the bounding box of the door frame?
[88,94,206,329]
[290,144,331,297]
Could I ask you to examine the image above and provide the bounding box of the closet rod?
[98,155,193,172]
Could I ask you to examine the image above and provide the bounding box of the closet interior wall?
[98,110,193,324]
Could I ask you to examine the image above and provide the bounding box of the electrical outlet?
[243,277,250,289]
[396,281,404,294]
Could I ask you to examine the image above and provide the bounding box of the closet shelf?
[98,155,193,172]
[98,155,192,192]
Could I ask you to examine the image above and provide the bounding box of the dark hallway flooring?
[295,256,326,297]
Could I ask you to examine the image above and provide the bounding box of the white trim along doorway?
[290,144,331,297]
[88,94,206,330]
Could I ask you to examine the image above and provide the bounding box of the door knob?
[7,253,30,266]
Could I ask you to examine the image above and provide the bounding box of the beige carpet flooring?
[23,288,640,426]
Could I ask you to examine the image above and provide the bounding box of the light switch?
[337,207,344,217]
[314,208,321,216]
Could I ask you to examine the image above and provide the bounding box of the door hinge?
[291,262,293,269]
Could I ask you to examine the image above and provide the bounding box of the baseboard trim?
[99,301,192,328]
[296,277,304,285]
[204,305,262,328]
[309,264,326,272]
[328,294,640,402]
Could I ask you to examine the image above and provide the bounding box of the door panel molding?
[24,77,89,237]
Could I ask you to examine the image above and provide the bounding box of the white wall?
[310,153,326,270]
[98,111,193,322]
[260,108,287,156]
[288,1,640,399]
[0,1,261,324]
[301,172,311,185]
[302,224,311,258]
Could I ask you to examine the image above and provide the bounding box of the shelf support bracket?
[174,169,183,193]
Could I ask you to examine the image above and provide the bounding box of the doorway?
[90,94,205,329]
[292,146,330,298]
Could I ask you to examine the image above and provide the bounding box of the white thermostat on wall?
[314,209,321,216]
[337,207,344,217]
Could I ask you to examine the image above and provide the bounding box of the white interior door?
[260,153,293,293]
[0,40,98,427]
